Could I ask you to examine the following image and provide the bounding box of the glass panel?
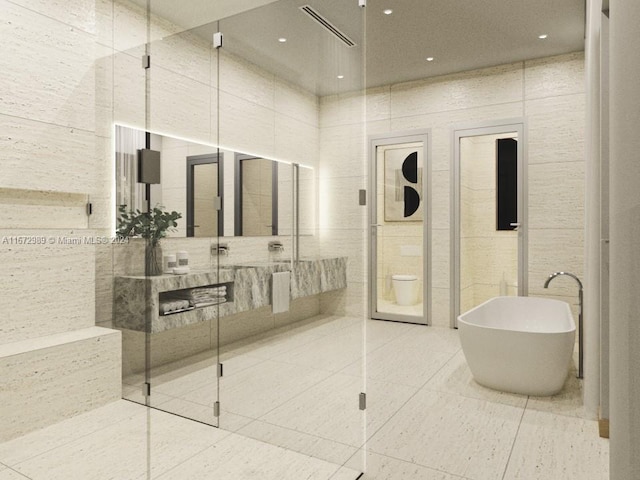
[216,0,366,476]
[141,17,220,426]
[459,132,519,314]
[111,0,151,408]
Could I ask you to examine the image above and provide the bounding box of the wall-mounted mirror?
[114,124,315,238]
[235,155,278,236]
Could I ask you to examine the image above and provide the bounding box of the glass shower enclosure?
[112,0,367,477]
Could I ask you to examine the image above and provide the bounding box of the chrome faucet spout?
[544,271,583,290]
[543,271,584,379]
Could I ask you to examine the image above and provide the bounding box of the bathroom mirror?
[114,124,315,238]
[235,155,278,236]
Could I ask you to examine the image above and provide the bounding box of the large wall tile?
[0,229,95,343]
[151,30,212,86]
[0,115,96,194]
[219,51,275,110]
[432,228,450,289]
[275,114,319,167]
[431,286,451,327]
[528,161,585,230]
[112,0,147,54]
[94,44,115,138]
[149,67,211,144]
[526,94,585,165]
[319,124,366,179]
[366,86,391,123]
[112,51,146,129]
[524,52,586,100]
[7,0,96,34]
[0,189,88,230]
[95,242,113,326]
[318,176,366,231]
[528,228,584,297]
[320,91,366,128]
[274,79,319,127]
[95,0,113,48]
[219,92,274,158]
[390,62,523,118]
[0,1,95,130]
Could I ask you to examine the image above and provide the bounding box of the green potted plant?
[116,205,182,275]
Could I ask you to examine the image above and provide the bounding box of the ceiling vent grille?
[299,5,356,47]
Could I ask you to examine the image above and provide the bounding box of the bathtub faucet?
[544,272,583,379]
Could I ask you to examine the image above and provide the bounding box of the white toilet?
[392,274,418,306]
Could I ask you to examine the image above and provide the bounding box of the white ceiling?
[143,0,585,96]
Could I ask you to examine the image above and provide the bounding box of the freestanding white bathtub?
[458,296,576,396]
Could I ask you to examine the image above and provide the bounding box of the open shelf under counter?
[114,269,236,334]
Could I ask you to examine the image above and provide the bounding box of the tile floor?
[0,314,609,479]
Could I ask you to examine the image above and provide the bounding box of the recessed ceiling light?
[337,75,345,79]
[538,34,548,39]
[278,37,287,43]
[383,9,393,15]
[426,57,434,62]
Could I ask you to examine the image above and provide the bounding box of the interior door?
[370,132,431,325]
[452,121,527,327]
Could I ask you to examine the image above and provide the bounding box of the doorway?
[369,131,431,325]
[451,120,527,327]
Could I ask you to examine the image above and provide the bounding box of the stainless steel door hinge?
[217,363,224,378]
[359,189,367,206]
[213,401,220,417]
[142,54,150,69]
[213,32,223,49]
[359,392,366,410]
[142,382,151,397]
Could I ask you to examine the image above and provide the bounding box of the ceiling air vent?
[299,5,357,47]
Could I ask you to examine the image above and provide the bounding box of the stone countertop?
[114,256,347,333]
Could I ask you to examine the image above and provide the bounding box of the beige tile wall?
[95,0,321,328]
[320,52,585,326]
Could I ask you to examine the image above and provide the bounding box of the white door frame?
[369,129,431,325]
[450,119,528,328]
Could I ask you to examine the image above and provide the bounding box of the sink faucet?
[544,271,583,379]
[268,241,284,252]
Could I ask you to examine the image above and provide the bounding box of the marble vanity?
[114,257,347,334]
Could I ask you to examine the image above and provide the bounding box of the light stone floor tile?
[0,400,143,466]
[0,468,30,480]
[151,353,263,398]
[262,373,416,448]
[341,337,455,388]
[153,433,359,480]
[186,360,334,419]
[503,409,609,480]
[391,324,462,354]
[122,384,174,408]
[272,333,367,373]
[338,451,469,480]
[425,351,528,408]
[223,329,326,361]
[366,388,525,480]
[2,316,609,479]
[10,407,230,480]
[237,419,359,467]
[526,356,587,419]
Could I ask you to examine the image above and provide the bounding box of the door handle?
[510,222,520,231]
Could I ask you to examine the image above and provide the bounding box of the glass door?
[143,20,221,427]
[370,132,431,325]
[452,122,527,326]
[215,0,366,477]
